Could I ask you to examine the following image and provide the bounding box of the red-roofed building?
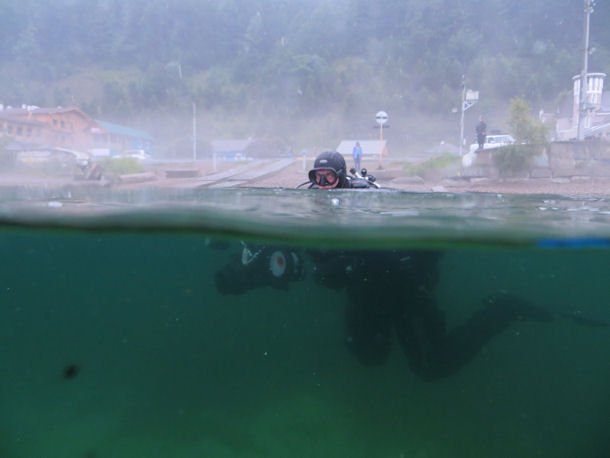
[0,105,153,156]
[0,105,95,149]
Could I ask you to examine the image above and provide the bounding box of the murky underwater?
[1,187,609,458]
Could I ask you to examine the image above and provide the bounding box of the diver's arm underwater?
[214,243,305,295]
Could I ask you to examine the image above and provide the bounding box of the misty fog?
[1,0,607,158]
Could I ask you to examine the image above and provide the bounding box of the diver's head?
[308,151,347,188]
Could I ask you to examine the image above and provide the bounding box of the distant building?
[91,120,154,157]
[335,140,388,158]
[211,139,254,161]
[0,106,95,149]
[0,112,49,149]
[211,138,288,160]
[0,105,154,156]
[555,73,610,140]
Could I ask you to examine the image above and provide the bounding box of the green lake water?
[1,187,609,458]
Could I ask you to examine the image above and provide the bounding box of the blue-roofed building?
[90,120,154,157]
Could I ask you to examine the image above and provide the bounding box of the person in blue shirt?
[352,142,363,171]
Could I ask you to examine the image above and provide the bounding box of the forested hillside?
[1,0,608,152]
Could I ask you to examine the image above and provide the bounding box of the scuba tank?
[347,167,380,188]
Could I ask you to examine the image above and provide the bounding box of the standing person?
[475,116,487,150]
[352,142,363,171]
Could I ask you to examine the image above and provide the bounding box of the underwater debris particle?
[62,363,80,380]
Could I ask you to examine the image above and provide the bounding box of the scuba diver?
[297,150,379,189]
[213,151,561,380]
[215,245,555,380]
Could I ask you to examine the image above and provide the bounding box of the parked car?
[469,134,515,153]
[116,149,152,161]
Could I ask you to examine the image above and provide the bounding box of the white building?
[335,140,388,159]
[556,72,610,140]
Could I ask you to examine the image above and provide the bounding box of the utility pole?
[192,101,197,161]
[577,0,594,141]
[459,75,478,156]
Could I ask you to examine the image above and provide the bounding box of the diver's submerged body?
[215,245,553,381]
[334,250,553,379]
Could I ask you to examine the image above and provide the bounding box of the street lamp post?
[577,0,594,141]
[375,111,388,169]
[192,101,197,161]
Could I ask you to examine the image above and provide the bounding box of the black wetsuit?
[215,246,552,381]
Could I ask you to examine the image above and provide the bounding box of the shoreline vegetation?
[1,1,607,155]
